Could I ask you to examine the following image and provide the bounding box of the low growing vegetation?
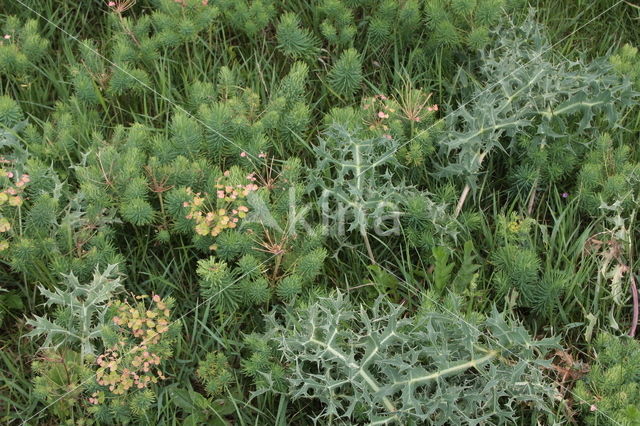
[1,0,639,424]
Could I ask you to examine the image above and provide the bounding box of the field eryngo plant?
[1,1,640,424]
[258,292,559,424]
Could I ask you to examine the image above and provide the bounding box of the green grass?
[1,0,640,424]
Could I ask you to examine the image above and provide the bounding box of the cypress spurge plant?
[276,12,319,60]
[31,348,95,421]
[490,213,574,322]
[216,0,277,38]
[197,351,233,397]
[425,0,524,51]
[89,293,179,422]
[574,333,640,425]
[317,0,356,47]
[197,158,327,312]
[576,133,640,217]
[327,48,363,99]
[0,16,48,78]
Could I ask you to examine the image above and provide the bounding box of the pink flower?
[240,151,247,157]
[383,134,392,140]
[377,111,389,119]
[6,172,13,178]
[590,405,597,412]
[182,201,189,207]
[217,190,225,198]
[258,152,267,158]
[3,35,10,40]
[152,294,161,303]
[433,104,439,111]
[108,1,116,6]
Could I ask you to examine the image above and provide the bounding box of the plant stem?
[454,150,488,217]
[629,273,638,337]
[361,227,376,264]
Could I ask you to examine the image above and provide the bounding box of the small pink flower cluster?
[362,94,395,134]
[0,171,30,251]
[96,344,165,395]
[1,170,29,207]
[363,94,438,131]
[93,295,171,401]
[240,151,267,159]
[184,173,258,242]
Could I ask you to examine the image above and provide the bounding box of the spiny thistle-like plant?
[574,333,640,425]
[26,264,122,355]
[307,124,411,262]
[438,15,637,214]
[327,48,363,98]
[256,291,559,424]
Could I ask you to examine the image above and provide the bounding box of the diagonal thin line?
[9,0,629,424]
[352,0,626,181]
